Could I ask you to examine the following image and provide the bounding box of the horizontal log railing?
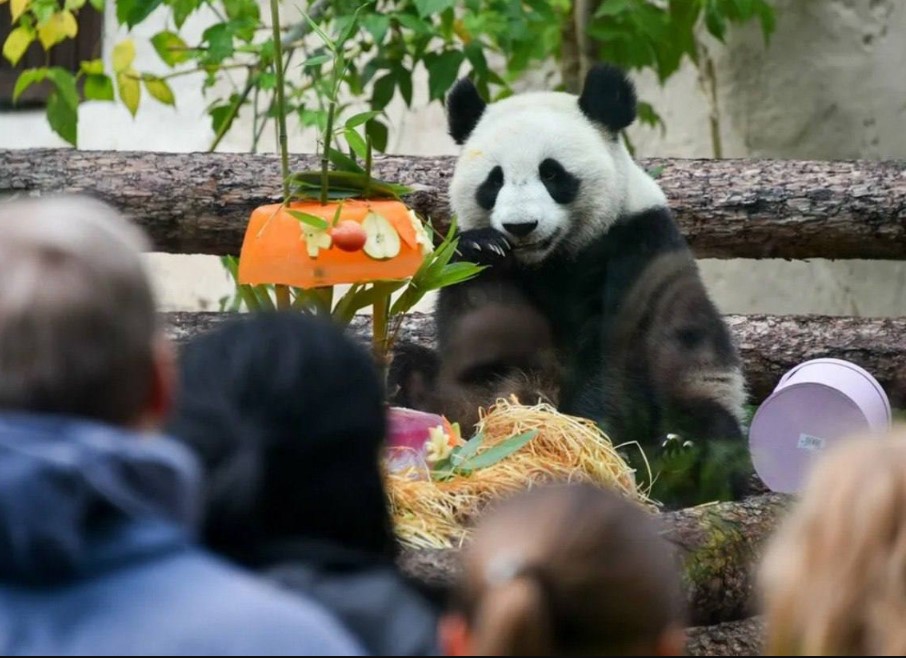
[2,149,905,259]
[163,311,906,407]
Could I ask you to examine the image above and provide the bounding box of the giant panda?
[432,63,747,448]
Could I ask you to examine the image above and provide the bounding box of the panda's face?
[450,93,629,263]
[446,67,667,264]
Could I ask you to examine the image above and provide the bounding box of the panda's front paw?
[454,228,512,266]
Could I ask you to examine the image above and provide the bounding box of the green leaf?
[46,89,77,146]
[223,0,258,22]
[170,0,201,29]
[79,58,104,76]
[394,65,413,106]
[344,127,368,160]
[13,68,47,103]
[451,432,484,466]
[2,25,34,67]
[286,210,330,230]
[64,0,87,9]
[704,0,728,41]
[89,0,104,10]
[116,70,141,116]
[327,147,365,173]
[37,10,78,50]
[345,110,380,129]
[458,430,539,472]
[371,73,396,111]
[424,50,465,101]
[595,0,633,17]
[143,74,175,106]
[202,23,234,63]
[366,119,388,153]
[362,14,390,43]
[83,73,114,101]
[414,0,455,18]
[10,0,31,23]
[209,102,236,135]
[112,39,135,73]
[45,67,79,109]
[302,54,331,68]
[151,31,190,67]
[116,0,162,27]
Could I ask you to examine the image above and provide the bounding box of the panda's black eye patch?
[476,166,504,211]
[539,158,580,205]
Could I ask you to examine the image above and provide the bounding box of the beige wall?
[2,0,904,315]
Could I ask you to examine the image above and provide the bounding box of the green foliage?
[1,0,775,149]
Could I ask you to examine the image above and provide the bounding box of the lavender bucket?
[748,358,892,494]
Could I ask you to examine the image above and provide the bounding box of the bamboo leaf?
[286,209,329,230]
[458,430,539,472]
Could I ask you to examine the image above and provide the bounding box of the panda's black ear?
[578,64,637,133]
[447,78,487,145]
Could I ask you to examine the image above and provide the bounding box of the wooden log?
[686,617,764,657]
[3,149,904,259]
[394,494,788,627]
[161,311,906,408]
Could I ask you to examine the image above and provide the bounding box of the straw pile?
[386,399,652,549]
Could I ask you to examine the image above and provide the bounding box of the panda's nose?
[502,221,538,238]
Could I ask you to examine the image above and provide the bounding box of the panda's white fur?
[449,91,666,263]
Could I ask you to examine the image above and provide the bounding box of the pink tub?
[749,358,892,494]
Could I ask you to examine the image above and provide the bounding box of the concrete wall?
[2,0,904,315]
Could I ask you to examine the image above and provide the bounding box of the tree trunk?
[687,617,764,657]
[3,149,904,259]
[394,494,788,626]
[161,311,906,408]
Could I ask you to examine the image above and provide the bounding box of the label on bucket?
[797,433,827,452]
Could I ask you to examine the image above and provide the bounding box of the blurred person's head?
[759,432,906,656]
[442,483,686,656]
[166,312,395,563]
[0,195,170,428]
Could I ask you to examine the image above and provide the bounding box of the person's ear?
[141,334,177,430]
[439,613,473,657]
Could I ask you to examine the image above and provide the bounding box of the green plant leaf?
[45,67,79,109]
[362,14,390,43]
[116,70,141,116]
[366,119,389,152]
[202,23,234,63]
[89,0,104,10]
[151,31,190,67]
[79,58,104,76]
[112,39,135,73]
[223,0,259,22]
[327,147,365,173]
[13,68,47,103]
[116,0,162,27]
[424,50,464,101]
[46,89,77,146]
[344,126,368,160]
[451,431,484,466]
[286,209,330,230]
[10,0,32,23]
[302,54,331,68]
[65,0,87,9]
[37,10,78,50]
[143,74,175,106]
[83,73,114,100]
[371,73,396,110]
[170,0,201,29]
[414,0,456,17]
[344,110,380,129]
[3,25,35,67]
[458,430,539,472]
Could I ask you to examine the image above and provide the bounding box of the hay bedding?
[386,398,653,549]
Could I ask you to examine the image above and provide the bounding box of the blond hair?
[454,483,685,656]
[0,195,157,425]
[759,431,906,655]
